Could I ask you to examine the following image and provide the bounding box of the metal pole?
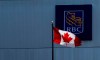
[51,21,54,60]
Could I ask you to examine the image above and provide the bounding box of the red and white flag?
[53,27,81,47]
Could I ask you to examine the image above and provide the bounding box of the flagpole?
[51,21,54,60]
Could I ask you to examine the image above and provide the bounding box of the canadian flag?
[53,27,81,47]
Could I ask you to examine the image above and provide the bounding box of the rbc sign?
[55,5,92,40]
[64,10,84,34]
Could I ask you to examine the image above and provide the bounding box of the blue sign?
[55,5,92,41]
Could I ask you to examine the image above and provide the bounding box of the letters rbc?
[66,27,82,33]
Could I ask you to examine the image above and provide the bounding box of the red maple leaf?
[62,33,72,43]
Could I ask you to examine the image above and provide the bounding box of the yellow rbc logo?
[64,10,84,34]
[66,12,82,26]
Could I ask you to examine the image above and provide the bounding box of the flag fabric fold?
[53,27,81,47]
